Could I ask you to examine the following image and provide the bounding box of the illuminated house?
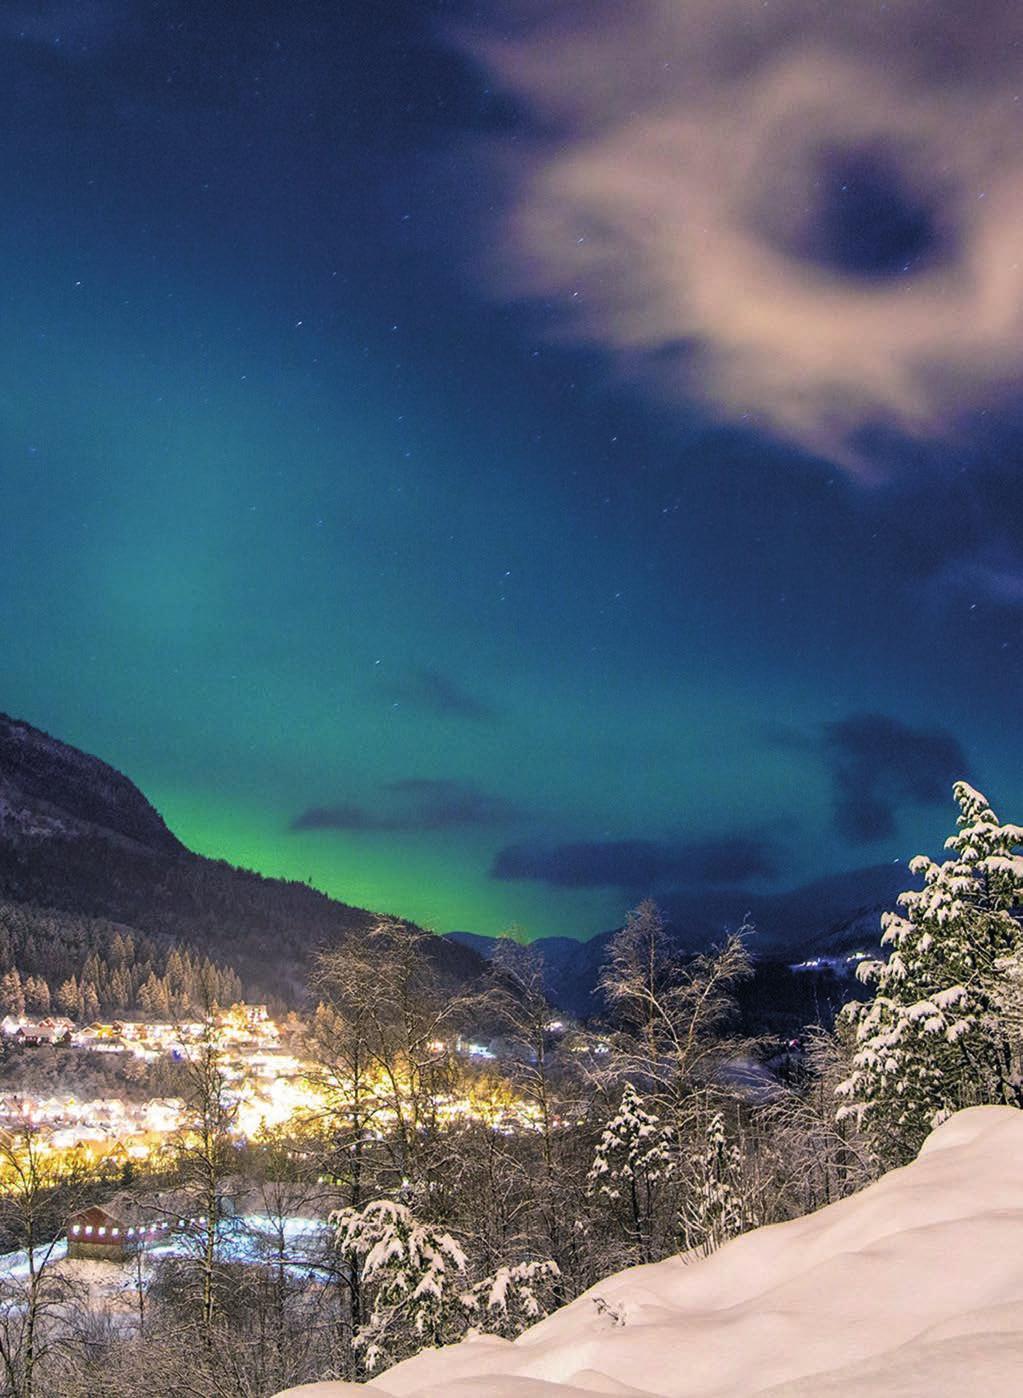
[0,1015,73,1045]
[66,1191,205,1262]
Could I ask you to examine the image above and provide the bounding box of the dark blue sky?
[1,0,1020,937]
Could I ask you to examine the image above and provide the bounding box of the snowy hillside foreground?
[276,1106,1023,1398]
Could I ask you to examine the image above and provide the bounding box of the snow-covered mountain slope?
[276,1105,1023,1398]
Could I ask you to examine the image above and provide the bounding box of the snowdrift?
[276,1105,1023,1397]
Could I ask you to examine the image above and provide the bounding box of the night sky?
[2,1,1021,939]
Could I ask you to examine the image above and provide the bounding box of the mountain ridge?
[0,710,906,1017]
[446,861,908,1018]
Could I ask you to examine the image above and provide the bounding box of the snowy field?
[276,1106,1023,1397]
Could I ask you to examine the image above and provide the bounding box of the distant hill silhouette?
[448,861,911,1022]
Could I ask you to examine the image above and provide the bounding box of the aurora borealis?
[2,1,1022,940]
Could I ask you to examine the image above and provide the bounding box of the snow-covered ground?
[275,1105,1023,1397]
[0,1239,67,1281]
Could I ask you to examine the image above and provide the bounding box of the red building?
[66,1191,205,1262]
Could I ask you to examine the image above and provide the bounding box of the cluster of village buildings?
[0,1013,74,1045]
[0,1004,309,1161]
[0,1005,613,1266]
[0,1092,183,1158]
[0,1001,596,1190]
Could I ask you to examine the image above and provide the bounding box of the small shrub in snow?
[591,1294,627,1326]
[462,1259,562,1339]
[678,1110,749,1257]
[333,1199,561,1367]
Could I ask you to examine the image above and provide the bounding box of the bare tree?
[764,1028,878,1214]
[233,1129,338,1393]
[482,941,589,1290]
[306,920,479,1376]
[599,900,753,1122]
[0,1127,88,1398]
[166,1011,238,1347]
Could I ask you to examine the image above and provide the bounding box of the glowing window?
[98,1227,106,1236]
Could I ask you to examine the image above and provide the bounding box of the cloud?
[461,0,1023,473]
[292,779,519,834]
[383,667,495,721]
[491,835,778,890]
[822,713,966,842]
[384,779,519,827]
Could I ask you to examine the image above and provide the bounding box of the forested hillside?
[0,713,481,1008]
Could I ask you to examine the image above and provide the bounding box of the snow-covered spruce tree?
[462,1260,562,1340]
[837,781,1023,1167]
[677,1109,749,1258]
[332,1199,469,1372]
[587,1081,674,1264]
[987,948,1023,1088]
